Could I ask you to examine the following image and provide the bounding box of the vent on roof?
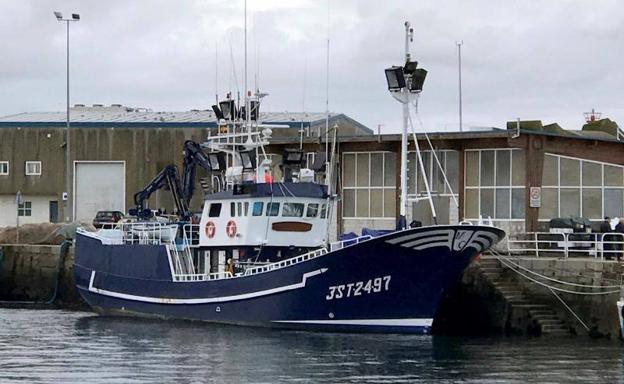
[92,104,104,107]
[111,104,123,107]
[73,104,85,107]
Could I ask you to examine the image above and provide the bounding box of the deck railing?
[507,231,624,259]
[329,235,372,252]
[243,247,328,276]
[84,222,180,246]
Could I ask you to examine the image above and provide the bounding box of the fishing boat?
[73,20,505,333]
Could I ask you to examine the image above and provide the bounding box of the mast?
[399,22,412,229]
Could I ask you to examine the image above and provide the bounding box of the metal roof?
[0,106,342,127]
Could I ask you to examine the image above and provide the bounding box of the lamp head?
[54,11,63,20]
[72,13,80,20]
[384,66,406,91]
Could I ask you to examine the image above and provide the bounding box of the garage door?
[74,162,125,223]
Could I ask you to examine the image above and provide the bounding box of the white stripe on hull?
[272,318,433,327]
[87,268,327,304]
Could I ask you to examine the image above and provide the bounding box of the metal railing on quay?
[507,231,624,260]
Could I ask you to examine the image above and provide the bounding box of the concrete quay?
[435,256,624,338]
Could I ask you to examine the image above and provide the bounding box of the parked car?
[93,211,125,228]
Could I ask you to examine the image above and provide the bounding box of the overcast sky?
[1,0,623,133]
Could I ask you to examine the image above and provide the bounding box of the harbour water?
[1,308,622,383]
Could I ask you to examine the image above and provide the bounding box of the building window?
[18,201,32,217]
[0,161,8,175]
[540,153,624,220]
[25,161,41,176]
[342,152,396,218]
[408,150,460,225]
[464,149,525,220]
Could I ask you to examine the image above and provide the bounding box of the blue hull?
[74,225,504,333]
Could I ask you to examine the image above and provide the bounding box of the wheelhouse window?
[306,203,319,218]
[208,203,222,217]
[25,161,41,176]
[320,204,327,219]
[282,203,304,217]
[244,202,249,216]
[0,161,8,175]
[252,202,264,216]
[266,202,280,216]
[230,202,235,217]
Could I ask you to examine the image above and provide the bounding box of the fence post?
[534,232,539,257]
[563,233,569,258]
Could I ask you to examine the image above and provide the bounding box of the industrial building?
[1,105,623,239]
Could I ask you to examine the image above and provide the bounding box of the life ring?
[205,221,216,238]
[226,220,237,238]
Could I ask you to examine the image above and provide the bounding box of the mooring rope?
[492,251,621,289]
[490,251,621,296]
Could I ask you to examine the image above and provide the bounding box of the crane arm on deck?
[181,140,213,206]
[132,164,190,219]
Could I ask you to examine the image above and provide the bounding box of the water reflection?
[0,309,622,383]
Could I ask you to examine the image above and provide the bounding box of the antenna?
[300,56,308,150]
[215,42,219,105]
[584,108,602,122]
[324,0,330,185]
[456,40,463,132]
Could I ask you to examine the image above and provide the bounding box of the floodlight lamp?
[219,100,235,120]
[239,150,257,171]
[211,105,224,120]
[409,68,428,93]
[282,149,304,165]
[403,60,418,74]
[250,100,259,121]
[54,11,63,20]
[72,14,80,20]
[384,66,406,91]
[208,152,226,172]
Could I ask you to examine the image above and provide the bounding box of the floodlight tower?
[54,11,80,222]
[384,22,427,229]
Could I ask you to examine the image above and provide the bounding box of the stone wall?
[513,258,623,338]
[0,244,83,307]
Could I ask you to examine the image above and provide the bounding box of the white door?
[74,162,125,223]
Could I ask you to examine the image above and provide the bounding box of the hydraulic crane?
[130,140,216,220]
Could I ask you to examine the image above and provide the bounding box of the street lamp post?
[456,40,463,132]
[54,11,80,222]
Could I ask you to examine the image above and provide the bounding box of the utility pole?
[456,40,463,132]
[54,11,80,222]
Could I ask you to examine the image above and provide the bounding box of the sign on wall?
[529,187,541,208]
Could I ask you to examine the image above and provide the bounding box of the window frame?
[25,161,42,176]
[463,148,525,221]
[341,151,396,219]
[18,201,32,217]
[0,161,8,175]
[539,153,624,221]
